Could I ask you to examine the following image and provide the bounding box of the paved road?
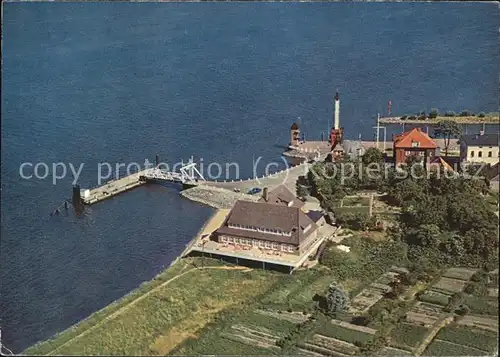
[204,162,312,194]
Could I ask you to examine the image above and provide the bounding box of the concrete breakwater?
[180,185,260,209]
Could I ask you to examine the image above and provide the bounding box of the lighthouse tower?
[329,91,345,161]
[290,122,300,147]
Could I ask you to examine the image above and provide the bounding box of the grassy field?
[436,324,498,352]
[260,267,332,311]
[23,258,283,356]
[423,339,487,356]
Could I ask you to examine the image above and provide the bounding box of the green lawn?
[423,339,487,356]
[436,324,498,352]
[334,206,370,215]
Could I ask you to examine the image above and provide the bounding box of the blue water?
[1,2,498,353]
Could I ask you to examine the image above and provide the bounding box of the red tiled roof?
[393,128,437,149]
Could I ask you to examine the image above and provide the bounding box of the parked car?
[247,187,262,195]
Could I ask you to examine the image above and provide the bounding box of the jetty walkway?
[75,160,312,206]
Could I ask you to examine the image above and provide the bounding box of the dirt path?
[413,315,454,356]
[47,265,249,355]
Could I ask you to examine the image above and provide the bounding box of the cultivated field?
[389,323,430,351]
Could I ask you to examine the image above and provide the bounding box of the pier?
[77,160,206,205]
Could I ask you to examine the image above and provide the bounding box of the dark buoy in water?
[72,184,81,205]
[64,200,69,210]
[54,209,60,216]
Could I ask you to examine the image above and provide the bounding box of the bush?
[408,115,417,120]
[400,115,407,120]
[460,110,472,117]
[444,111,456,117]
[454,304,470,316]
[478,112,486,118]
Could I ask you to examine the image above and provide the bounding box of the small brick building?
[392,128,437,165]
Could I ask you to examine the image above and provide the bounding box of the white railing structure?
[142,159,206,184]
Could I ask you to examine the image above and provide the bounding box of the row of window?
[470,150,495,158]
[220,236,295,253]
[228,223,292,236]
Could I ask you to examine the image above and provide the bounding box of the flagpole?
[376,113,380,149]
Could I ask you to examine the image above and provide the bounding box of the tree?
[362,147,384,165]
[414,224,442,248]
[296,184,309,200]
[434,120,462,157]
[429,108,439,119]
[325,283,350,314]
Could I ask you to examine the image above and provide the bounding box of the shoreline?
[379,115,499,125]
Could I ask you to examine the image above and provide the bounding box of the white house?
[460,133,499,165]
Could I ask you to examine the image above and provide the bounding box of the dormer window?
[411,141,420,148]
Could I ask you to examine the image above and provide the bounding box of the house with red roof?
[392,128,438,165]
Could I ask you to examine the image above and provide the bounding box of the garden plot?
[223,324,281,350]
[406,302,445,327]
[442,267,478,281]
[297,347,332,357]
[423,339,487,356]
[255,309,309,324]
[317,321,374,344]
[463,295,499,316]
[436,324,498,353]
[487,287,498,297]
[389,266,409,274]
[329,319,376,335]
[308,334,359,355]
[379,346,412,356]
[418,290,450,306]
[376,271,400,285]
[300,343,349,357]
[389,322,430,351]
[431,277,467,295]
[348,288,384,315]
[457,314,498,333]
[348,276,398,314]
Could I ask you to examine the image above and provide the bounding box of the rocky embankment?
[180,185,260,209]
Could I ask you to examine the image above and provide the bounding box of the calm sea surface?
[1,2,498,352]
